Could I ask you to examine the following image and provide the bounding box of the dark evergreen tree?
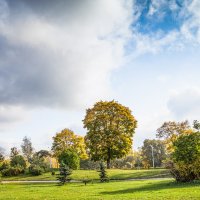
[57,162,72,185]
[98,162,109,182]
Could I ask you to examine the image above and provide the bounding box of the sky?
[0,0,200,155]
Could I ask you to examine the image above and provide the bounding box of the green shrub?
[171,131,200,182]
[10,155,26,169]
[1,166,24,177]
[29,165,43,176]
[58,149,80,170]
[0,161,9,171]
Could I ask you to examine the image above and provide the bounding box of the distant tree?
[141,139,167,168]
[10,147,19,159]
[57,162,72,185]
[133,150,143,169]
[157,120,190,139]
[98,162,109,182]
[21,136,34,162]
[156,121,191,152]
[35,150,51,158]
[58,149,80,170]
[29,153,50,172]
[111,154,135,169]
[10,155,26,169]
[80,159,100,170]
[52,129,87,159]
[83,100,137,168]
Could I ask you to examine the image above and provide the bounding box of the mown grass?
[0,168,170,181]
[0,179,199,200]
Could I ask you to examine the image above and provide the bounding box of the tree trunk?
[107,158,111,169]
[107,148,111,169]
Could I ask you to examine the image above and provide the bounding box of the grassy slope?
[0,169,170,181]
[0,180,199,200]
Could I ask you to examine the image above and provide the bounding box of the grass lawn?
[0,169,170,181]
[0,180,199,200]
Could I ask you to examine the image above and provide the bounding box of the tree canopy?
[52,128,87,159]
[156,120,192,152]
[83,100,137,168]
[58,149,80,170]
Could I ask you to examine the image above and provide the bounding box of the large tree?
[83,100,137,168]
[52,128,87,159]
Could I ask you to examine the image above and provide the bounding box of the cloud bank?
[0,0,132,110]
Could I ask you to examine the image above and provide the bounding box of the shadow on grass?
[101,181,200,195]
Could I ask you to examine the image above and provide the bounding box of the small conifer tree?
[57,162,72,185]
[98,162,109,182]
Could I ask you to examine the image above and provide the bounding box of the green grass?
[0,180,199,199]
[0,169,170,181]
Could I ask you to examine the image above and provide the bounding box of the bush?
[10,155,26,169]
[170,162,197,182]
[0,161,9,171]
[171,131,200,182]
[1,166,24,177]
[58,149,80,170]
[29,165,43,176]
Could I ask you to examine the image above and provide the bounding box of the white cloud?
[129,0,200,56]
[0,105,26,124]
[167,87,200,119]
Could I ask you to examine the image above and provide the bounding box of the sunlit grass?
[0,179,199,200]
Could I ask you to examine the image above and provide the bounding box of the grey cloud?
[5,0,91,24]
[0,0,132,109]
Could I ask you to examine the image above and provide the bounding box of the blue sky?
[0,0,200,155]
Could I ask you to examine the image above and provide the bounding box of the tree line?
[0,100,199,183]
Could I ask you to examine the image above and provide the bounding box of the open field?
[0,179,199,200]
[0,169,170,181]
